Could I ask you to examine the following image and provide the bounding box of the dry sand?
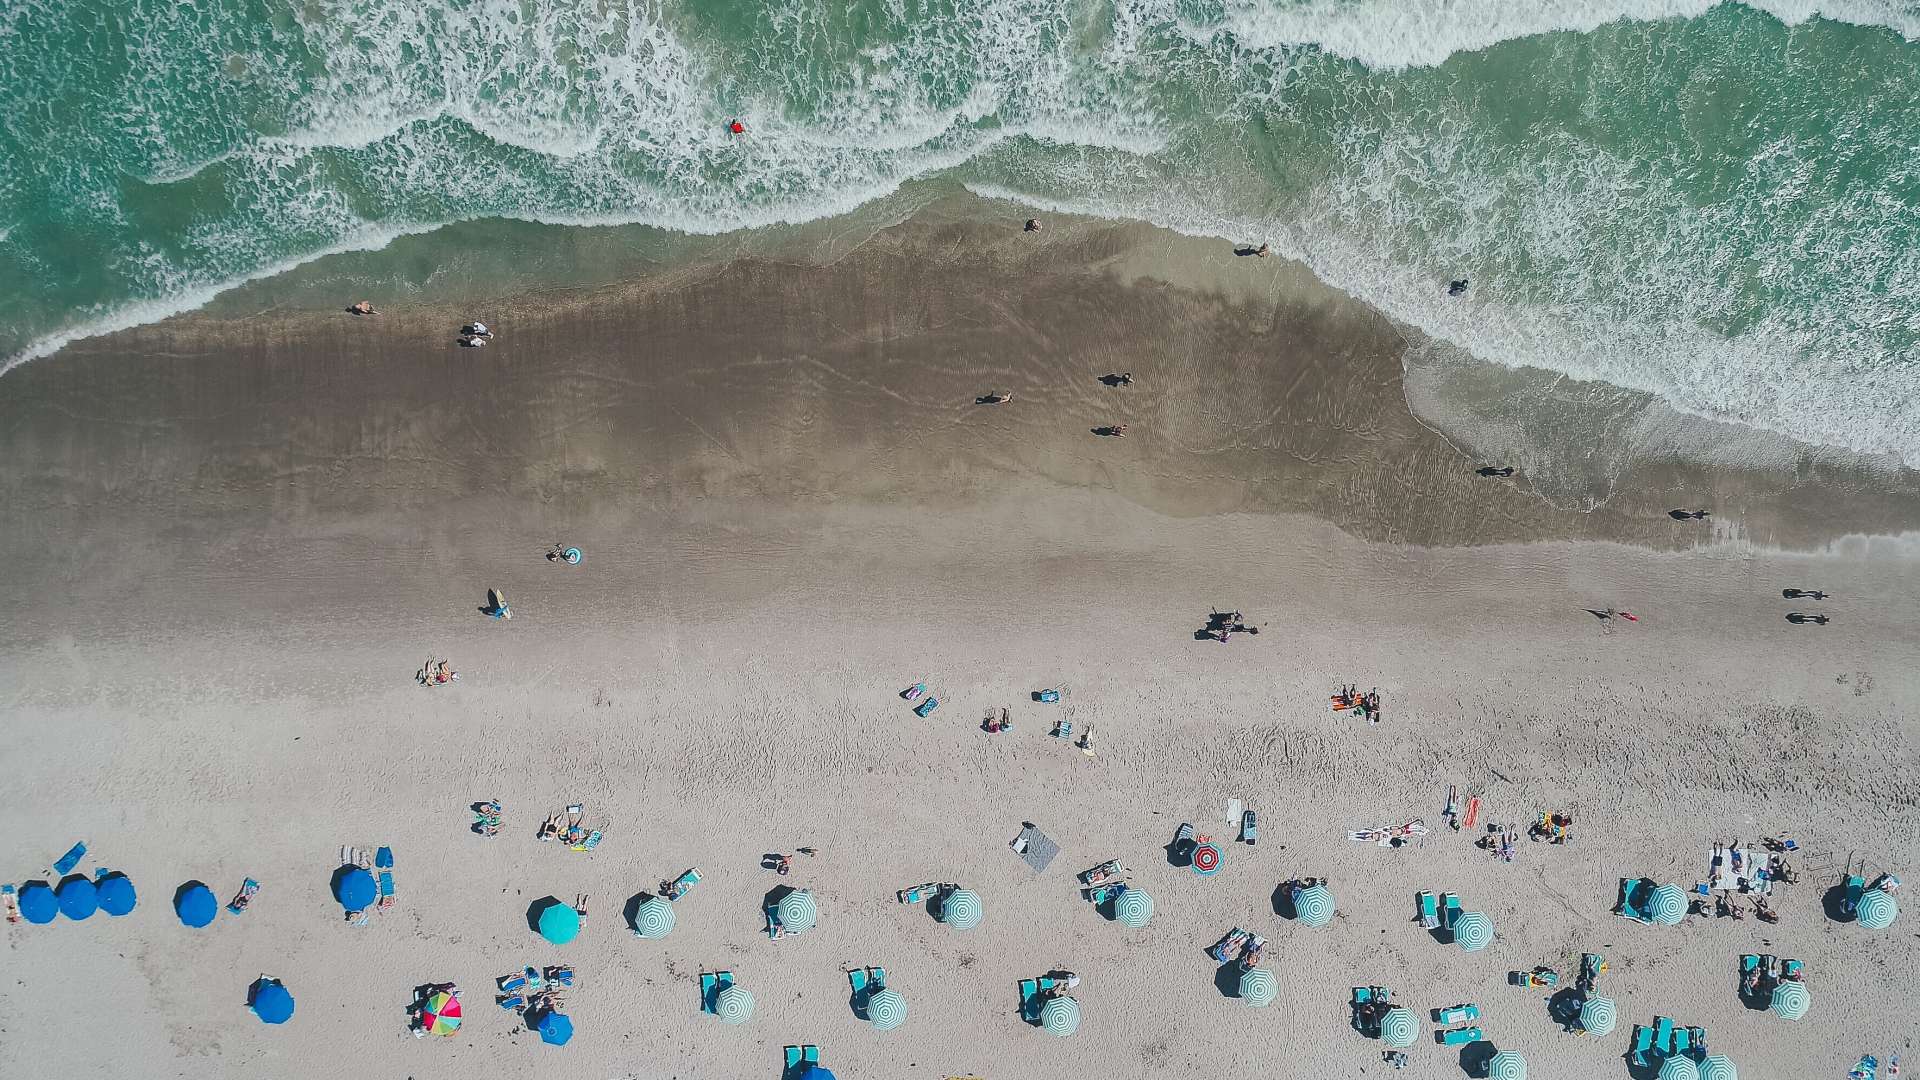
[1,212,1915,1080]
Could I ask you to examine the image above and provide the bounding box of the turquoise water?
[3,0,1918,460]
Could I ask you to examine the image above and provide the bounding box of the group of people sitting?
[1333,685,1382,722]
[458,321,494,347]
[472,800,503,837]
[538,808,592,846]
[417,657,458,686]
[1203,611,1259,643]
[1530,812,1573,844]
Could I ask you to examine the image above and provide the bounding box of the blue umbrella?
[334,867,377,911]
[18,882,58,924]
[794,1069,837,1080]
[175,883,218,927]
[57,875,99,920]
[537,1010,574,1045]
[250,979,295,1024]
[538,901,580,944]
[96,873,137,916]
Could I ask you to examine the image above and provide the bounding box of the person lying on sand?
[1025,218,1042,232]
[977,391,1012,405]
[349,300,378,315]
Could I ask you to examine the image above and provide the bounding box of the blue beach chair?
[700,971,733,1014]
[1630,1025,1656,1066]
[783,1045,821,1077]
[52,842,86,877]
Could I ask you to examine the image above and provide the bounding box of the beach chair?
[1616,878,1647,922]
[663,867,701,901]
[784,1046,821,1075]
[347,908,370,927]
[376,850,396,911]
[848,966,886,998]
[1050,718,1072,738]
[1209,928,1250,962]
[1438,1026,1483,1046]
[1079,860,1125,887]
[1579,953,1606,992]
[1654,1015,1675,1054]
[1433,1004,1478,1026]
[1442,893,1463,929]
[52,842,87,877]
[227,878,260,915]
[1781,958,1803,981]
[700,971,733,1014]
[1687,1027,1706,1056]
[1417,891,1440,929]
[1671,1026,1693,1056]
[571,830,603,852]
[1843,874,1866,914]
[897,882,941,904]
[1019,977,1058,1021]
[1,884,17,923]
[1629,1025,1656,1066]
[496,994,525,1011]
[913,696,939,717]
[1241,809,1258,844]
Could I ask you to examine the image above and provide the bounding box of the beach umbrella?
[1293,883,1334,927]
[867,987,907,1031]
[1578,995,1618,1037]
[96,873,137,916]
[1039,995,1080,1036]
[776,890,818,933]
[57,876,99,920]
[1770,980,1810,1020]
[1239,967,1278,1008]
[250,979,295,1025]
[18,882,58,925]
[938,889,982,930]
[633,896,676,939]
[1380,1006,1417,1047]
[1856,888,1897,930]
[1452,910,1493,951]
[175,883,218,927]
[1111,887,1154,928]
[334,867,377,912]
[715,985,754,1025]
[795,1069,837,1080]
[537,1009,574,1046]
[1488,1050,1526,1080]
[1699,1055,1737,1080]
[1647,883,1686,926]
[1191,842,1222,875]
[420,989,462,1036]
[538,902,580,945]
[1658,1057,1700,1080]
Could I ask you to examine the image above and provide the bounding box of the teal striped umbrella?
[867,987,907,1031]
[1453,910,1494,951]
[1239,967,1278,1008]
[939,889,983,931]
[1647,883,1687,926]
[1856,888,1897,930]
[1488,1050,1526,1080]
[1699,1055,1737,1080]
[1578,995,1618,1036]
[1658,1057,1700,1080]
[776,890,818,933]
[1111,888,1154,928]
[715,985,754,1025]
[1039,995,1080,1036]
[1771,981,1810,1020]
[1380,1007,1417,1048]
[1293,884,1334,927]
[633,896,676,939]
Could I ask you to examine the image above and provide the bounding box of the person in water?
[978,391,1012,405]
[728,118,745,135]
[1448,279,1469,296]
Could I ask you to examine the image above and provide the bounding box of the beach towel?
[1012,826,1059,873]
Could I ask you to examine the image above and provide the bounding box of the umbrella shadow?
[1213,962,1241,1000]
[1164,827,1194,868]
[527,895,566,934]
[1274,881,1303,920]
[1820,883,1851,921]
[1546,987,1582,1030]
[1459,1040,1496,1077]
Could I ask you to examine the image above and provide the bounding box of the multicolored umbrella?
[867,987,907,1031]
[1699,1055,1738,1080]
[95,873,137,917]
[1856,889,1897,930]
[776,890,818,933]
[538,901,580,944]
[1647,883,1687,926]
[334,867,377,911]
[715,985,754,1024]
[1770,981,1810,1020]
[1380,1007,1417,1047]
[1453,910,1494,951]
[1191,843,1222,875]
[537,1009,574,1045]
[250,979,295,1025]
[18,882,57,925]
[1111,887,1154,928]
[1488,1050,1526,1080]
[1293,883,1334,927]
[1578,995,1618,1036]
[633,896,675,939]
[175,883,218,927]
[939,889,982,930]
[420,990,462,1036]
[1658,1057,1700,1080]
[1039,995,1080,1036]
[57,876,99,920]
[1239,967,1278,1008]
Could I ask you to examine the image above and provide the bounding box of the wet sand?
[0,210,1915,1080]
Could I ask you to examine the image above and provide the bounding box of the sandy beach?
[1,212,1915,1080]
